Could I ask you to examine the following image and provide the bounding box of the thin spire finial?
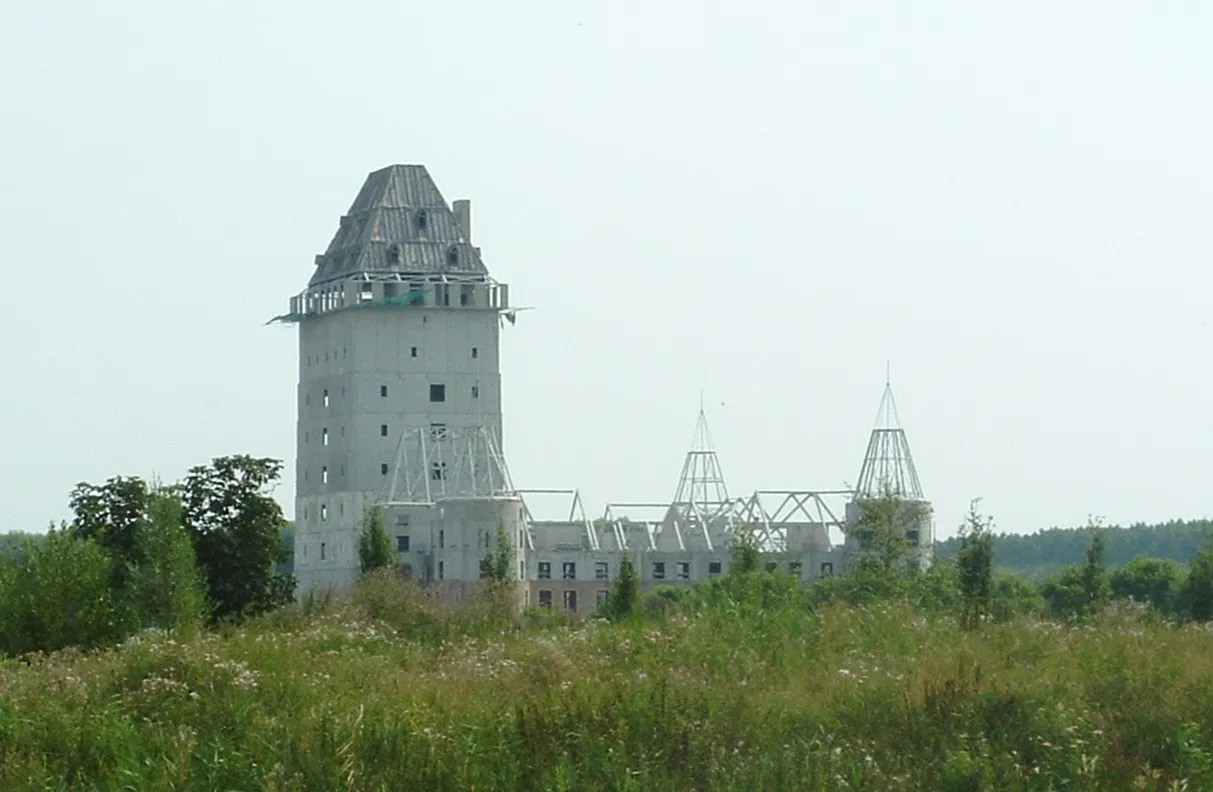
[886,360,891,386]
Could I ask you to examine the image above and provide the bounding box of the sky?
[1,1,1211,540]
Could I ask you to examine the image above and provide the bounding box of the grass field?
[2,571,1212,791]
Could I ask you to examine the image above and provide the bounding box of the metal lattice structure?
[855,382,923,500]
[665,406,740,552]
[733,490,851,552]
[516,489,597,552]
[380,425,516,505]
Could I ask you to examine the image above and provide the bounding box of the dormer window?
[445,245,459,267]
[415,210,428,232]
[387,244,401,265]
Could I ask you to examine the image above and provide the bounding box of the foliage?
[954,498,996,628]
[1110,556,1182,615]
[67,475,150,565]
[1041,531,1112,621]
[990,574,1045,622]
[358,506,398,575]
[848,491,929,573]
[479,524,514,583]
[936,518,1213,577]
[601,551,641,621]
[0,530,124,656]
[4,565,1213,790]
[1182,537,1213,622]
[120,488,211,634]
[729,529,762,574]
[180,456,295,622]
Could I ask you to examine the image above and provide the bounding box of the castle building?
[274,164,933,611]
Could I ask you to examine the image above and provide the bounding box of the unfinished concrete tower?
[844,380,934,570]
[274,165,519,595]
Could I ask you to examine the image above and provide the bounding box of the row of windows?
[536,589,605,613]
[305,346,481,371]
[532,559,837,581]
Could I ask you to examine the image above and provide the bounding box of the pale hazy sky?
[2,2,1211,539]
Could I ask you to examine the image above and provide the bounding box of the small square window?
[430,384,446,402]
[380,385,388,398]
[471,347,478,359]
[595,561,609,580]
[653,561,665,580]
[562,562,576,580]
[538,590,553,608]
[906,530,920,544]
[380,424,388,437]
[381,463,389,475]
[790,561,803,576]
[411,346,417,358]
[676,561,690,580]
[708,561,722,576]
[396,535,410,553]
[538,561,551,580]
[821,562,834,576]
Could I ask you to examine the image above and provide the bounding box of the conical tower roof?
[309,164,487,286]
[671,404,731,510]
[855,380,924,500]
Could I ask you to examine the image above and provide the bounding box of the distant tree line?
[0,456,294,656]
[934,518,1213,579]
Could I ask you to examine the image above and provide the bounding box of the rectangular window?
[380,424,388,437]
[653,561,665,580]
[906,530,920,544]
[563,590,578,613]
[765,562,778,573]
[320,504,328,521]
[538,590,553,608]
[439,530,445,548]
[438,561,444,580]
[380,385,388,398]
[471,385,480,399]
[410,346,417,358]
[381,463,389,475]
[676,561,690,580]
[431,462,447,481]
[323,389,329,407]
[709,561,722,576]
[538,561,551,580]
[396,535,410,553]
[562,562,576,580]
[595,561,609,580]
[430,423,447,440]
[322,428,329,446]
[430,384,446,402]
[789,561,803,576]
[460,285,474,306]
[320,542,326,560]
[321,466,328,484]
[471,347,478,359]
[821,562,834,576]
[597,589,610,607]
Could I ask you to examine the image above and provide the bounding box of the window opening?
[563,590,578,612]
[562,562,576,580]
[430,384,446,402]
[381,463,389,476]
[320,542,326,560]
[396,535,410,553]
[653,561,665,580]
[538,561,551,580]
[387,244,402,264]
[321,466,328,484]
[595,561,609,580]
[676,561,690,580]
[323,389,329,407]
[445,246,458,267]
[320,504,328,521]
[410,346,417,358]
[709,561,722,576]
[471,385,479,399]
[431,462,447,481]
[538,590,552,608]
[322,429,328,446]
[471,347,478,359]
[380,424,388,437]
[380,385,388,398]
[415,210,428,231]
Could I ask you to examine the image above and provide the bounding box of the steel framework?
[516,488,597,552]
[855,382,923,500]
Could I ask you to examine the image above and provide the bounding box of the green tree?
[603,552,641,621]
[121,486,211,633]
[359,505,398,574]
[849,490,928,574]
[730,530,762,574]
[479,524,514,583]
[0,530,123,656]
[67,476,150,564]
[954,499,995,629]
[181,455,295,621]
[1080,531,1110,610]
[1110,556,1181,615]
[1182,537,1213,622]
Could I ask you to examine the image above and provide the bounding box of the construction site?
[272,164,934,612]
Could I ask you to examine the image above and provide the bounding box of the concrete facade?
[277,164,934,611]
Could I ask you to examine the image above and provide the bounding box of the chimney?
[453,199,471,242]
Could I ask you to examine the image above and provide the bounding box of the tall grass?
[1,573,1212,790]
